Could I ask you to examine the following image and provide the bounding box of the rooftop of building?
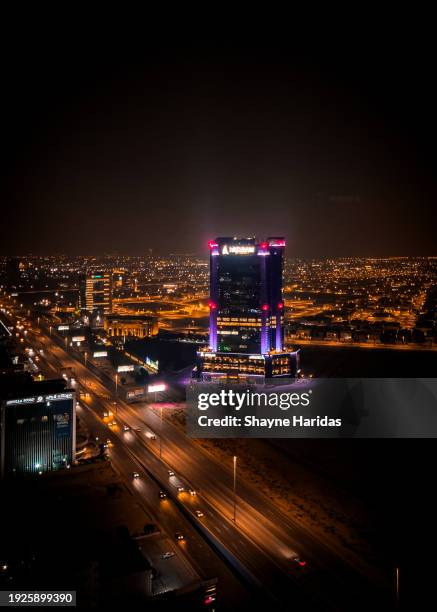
[105,313,156,322]
[0,375,68,401]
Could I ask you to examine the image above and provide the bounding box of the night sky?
[3,28,436,257]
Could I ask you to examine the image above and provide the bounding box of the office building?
[0,378,76,478]
[195,237,299,380]
[81,272,113,316]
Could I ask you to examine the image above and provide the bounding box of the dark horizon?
[3,33,436,257]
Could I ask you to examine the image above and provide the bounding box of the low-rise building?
[104,314,158,339]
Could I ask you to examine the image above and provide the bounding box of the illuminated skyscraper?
[195,237,299,380]
[81,272,112,316]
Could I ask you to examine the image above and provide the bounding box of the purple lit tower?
[195,237,299,380]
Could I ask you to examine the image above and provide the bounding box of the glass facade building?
[1,388,76,478]
[81,272,112,315]
[195,237,299,380]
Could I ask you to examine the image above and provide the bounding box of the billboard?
[117,364,134,373]
[53,410,71,438]
[148,383,166,393]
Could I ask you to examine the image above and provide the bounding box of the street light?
[49,326,52,336]
[84,352,87,366]
[115,374,118,396]
[233,455,237,522]
[147,384,167,457]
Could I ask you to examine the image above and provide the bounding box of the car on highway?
[195,510,204,518]
[106,439,113,448]
[149,433,156,440]
[292,556,307,568]
[132,472,140,479]
[175,532,184,541]
[168,470,175,476]
[123,425,130,431]
[108,420,117,427]
[159,490,167,498]
[189,489,197,496]
[162,552,175,560]
[177,486,185,493]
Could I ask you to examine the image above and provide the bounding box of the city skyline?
[2,245,436,609]
[2,253,436,357]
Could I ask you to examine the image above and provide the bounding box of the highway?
[5,302,394,610]
[31,328,319,610]
[30,331,253,610]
